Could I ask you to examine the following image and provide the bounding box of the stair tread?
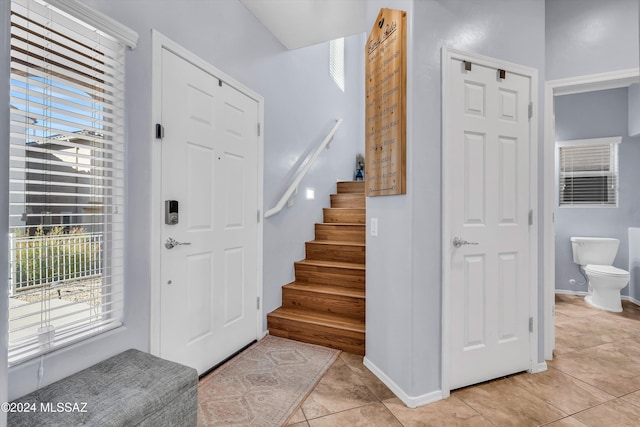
[307,240,365,247]
[283,282,365,299]
[295,259,365,270]
[324,207,365,211]
[268,307,365,332]
[317,222,365,226]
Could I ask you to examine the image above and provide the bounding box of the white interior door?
[159,49,259,374]
[447,55,532,389]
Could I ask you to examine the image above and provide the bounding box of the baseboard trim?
[555,289,640,306]
[529,361,548,374]
[363,357,443,408]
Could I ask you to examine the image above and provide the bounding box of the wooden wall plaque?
[365,8,407,197]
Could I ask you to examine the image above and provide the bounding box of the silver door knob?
[452,236,479,248]
[165,237,192,249]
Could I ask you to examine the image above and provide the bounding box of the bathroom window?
[558,137,621,207]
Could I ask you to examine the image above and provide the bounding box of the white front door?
[446,53,533,389]
[159,49,259,374]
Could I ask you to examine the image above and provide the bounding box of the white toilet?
[570,237,630,312]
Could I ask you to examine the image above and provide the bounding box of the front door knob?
[165,237,192,249]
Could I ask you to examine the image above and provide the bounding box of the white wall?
[546,0,640,81]
[364,0,545,400]
[3,0,362,401]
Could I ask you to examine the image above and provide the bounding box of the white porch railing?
[9,232,103,295]
[265,118,343,218]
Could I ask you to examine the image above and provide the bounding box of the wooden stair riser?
[282,286,365,321]
[323,208,365,224]
[315,223,365,243]
[267,314,365,355]
[305,242,365,264]
[330,193,365,208]
[337,181,365,194]
[294,262,365,290]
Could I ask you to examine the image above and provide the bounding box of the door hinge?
[256,296,260,310]
[155,123,164,139]
[257,123,261,136]
[528,209,533,226]
[257,209,261,223]
[529,317,534,333]
[528,102,533,119]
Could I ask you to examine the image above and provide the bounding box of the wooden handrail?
[264,118,343,218]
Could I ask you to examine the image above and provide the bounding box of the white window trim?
[43,0,137,48]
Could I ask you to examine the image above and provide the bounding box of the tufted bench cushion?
[8,349,198,427]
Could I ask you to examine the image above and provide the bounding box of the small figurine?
[355,154,365,181]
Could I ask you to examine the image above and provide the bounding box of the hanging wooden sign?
[365,8,407,197]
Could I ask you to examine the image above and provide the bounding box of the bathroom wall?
[554,87,640,296]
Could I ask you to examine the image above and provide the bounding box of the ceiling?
[240,0,368,50]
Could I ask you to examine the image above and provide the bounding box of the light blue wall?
[554,88,640,300]
[364,0,545,399]
[546,0,640,80]
[630,83,640,136]
[2,0,362,401]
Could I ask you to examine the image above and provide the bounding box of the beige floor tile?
[340,353,396,400]
[508,368,614,414]
[555,301,602,319]
[554,311,575,324]
[301,358,378,419]
[620,389,640,408]
[549,351,640,397]
[454,377,566,426]
[579,338,640,375]
[286,407,306,424]
[573,399,640,427]
[307,402,402,427]
[543,417,588,426]
[288,422,309,427]
[383,396,492,427]
[554,317,624,354]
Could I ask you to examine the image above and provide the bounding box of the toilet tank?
[571,237,620,266]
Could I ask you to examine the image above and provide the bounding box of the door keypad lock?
[165,200,179,225]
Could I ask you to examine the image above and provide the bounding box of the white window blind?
[329,37,345,92]
[558,137,621,207]
[8,0,128,365]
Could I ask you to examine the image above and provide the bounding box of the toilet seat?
[585,264,630,278]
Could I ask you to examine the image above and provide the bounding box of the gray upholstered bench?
[8,349,198,427]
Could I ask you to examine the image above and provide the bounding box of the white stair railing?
[265,118,343,218]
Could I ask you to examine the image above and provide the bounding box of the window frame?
[7,0,136,366]
[556,136,622,208]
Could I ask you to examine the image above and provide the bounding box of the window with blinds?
[557,137,622,207]
[8,0,128,365]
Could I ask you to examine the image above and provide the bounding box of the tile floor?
[287,295,640,426]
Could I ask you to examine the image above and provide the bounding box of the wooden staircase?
[267,181,366,355]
